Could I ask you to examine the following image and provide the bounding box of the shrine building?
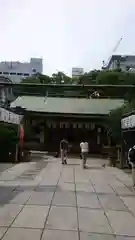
[11,95,124,155]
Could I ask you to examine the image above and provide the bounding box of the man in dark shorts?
[60,139,68,164]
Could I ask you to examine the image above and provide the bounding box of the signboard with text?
[121,114,135,129]
[72,67,84,77]
[0,107,23,125]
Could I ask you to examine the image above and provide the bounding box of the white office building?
[0,58,43,83]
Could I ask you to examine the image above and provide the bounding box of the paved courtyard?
[0,155,135,239]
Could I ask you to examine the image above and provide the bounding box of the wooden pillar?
[40,131,44,143]
[120,132,124,169]
[44,120,49,151]
[97,127,101,145]
[1,88,6,103]
[108,135,111,146]
[15,144,19,162]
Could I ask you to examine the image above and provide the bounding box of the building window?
[3,72,9,75]
[32,68,36,73]
[10,72,16,75]
[17,73,23,75]
[0,72,2,74]
[24,73,29,76]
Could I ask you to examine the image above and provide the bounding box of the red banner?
[19,125,24,147]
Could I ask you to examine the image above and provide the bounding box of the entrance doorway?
[46,125,101,154]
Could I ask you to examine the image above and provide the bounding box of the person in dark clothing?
[60,139,68,164]
[128,145,135,187]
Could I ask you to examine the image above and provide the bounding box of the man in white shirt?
[80,141,89,168]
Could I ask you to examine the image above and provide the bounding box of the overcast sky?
[0,0,135,76]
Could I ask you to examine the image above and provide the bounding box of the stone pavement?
[0,156,135,239]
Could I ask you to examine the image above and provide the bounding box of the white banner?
[0,107,23,125]
[121,114,135,129]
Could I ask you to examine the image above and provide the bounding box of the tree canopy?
[79,70,135,85]
[19,69,135,100]
[21,72,72,85]
[21,69,135,86]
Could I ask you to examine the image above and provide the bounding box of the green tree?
[52,72,62,84]
[35,73,51,84]
[21,76,40,84]
[96,71,122,85]
[52,72,72,84]
[21,73,51,84]
[78,69,135,86]
[78,70,100,85]
[122,72,135,85]
[109,106,125,143]
[0,124,18,162]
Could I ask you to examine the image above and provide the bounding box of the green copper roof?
[11,96,125,115]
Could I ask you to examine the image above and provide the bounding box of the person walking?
[80,140,89,168]
[60,139,68,164]
[128,145,135,187]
